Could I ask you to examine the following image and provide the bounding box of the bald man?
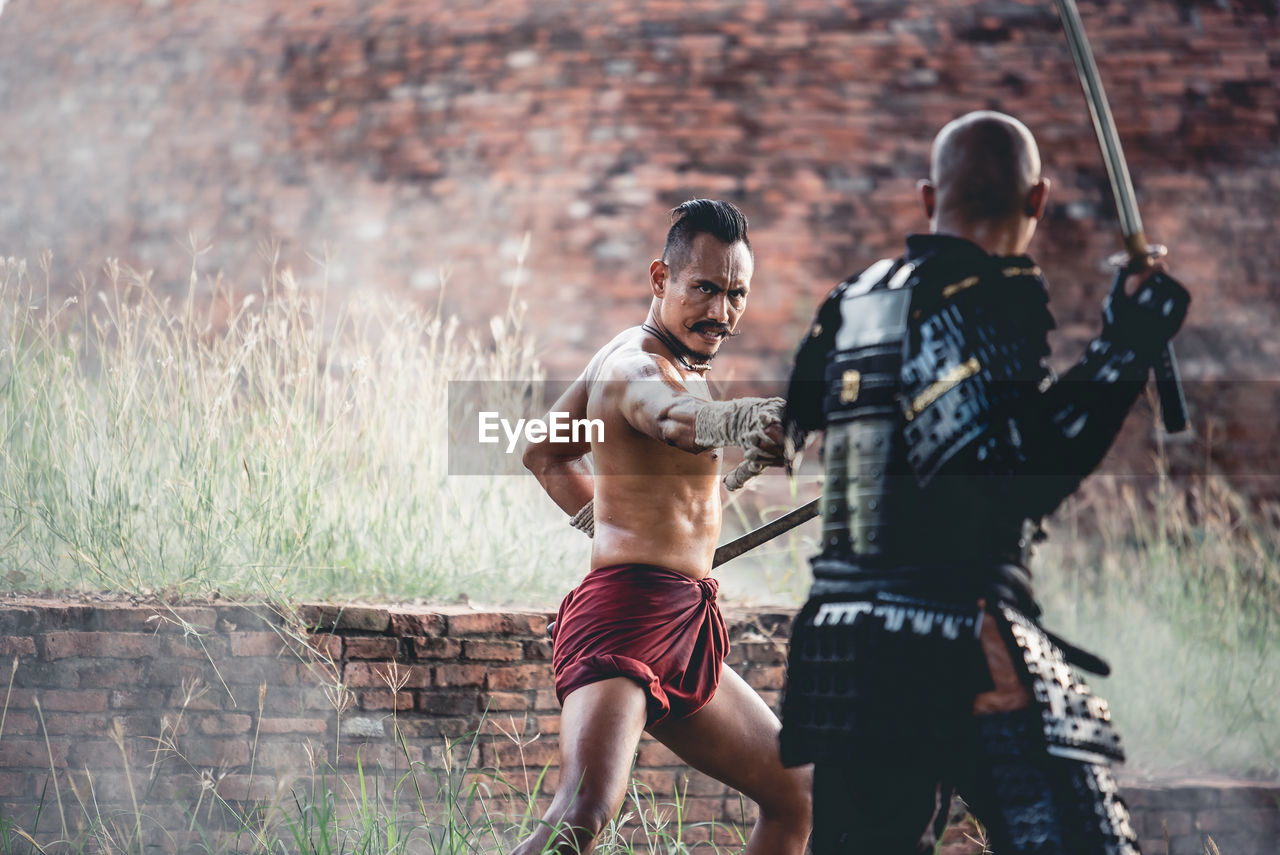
[779,111,1189,853]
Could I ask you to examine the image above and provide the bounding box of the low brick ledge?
[0,598,1276,854]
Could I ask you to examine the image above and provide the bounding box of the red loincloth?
[551,563,730,727]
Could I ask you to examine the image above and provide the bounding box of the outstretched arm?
[614,352,787,464]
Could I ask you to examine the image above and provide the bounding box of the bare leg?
[648,664,813,855]
[511,678,648,855]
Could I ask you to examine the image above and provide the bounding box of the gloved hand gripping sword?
[1054,0,1190,432]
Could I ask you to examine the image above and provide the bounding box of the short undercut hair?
[662,199,751,276]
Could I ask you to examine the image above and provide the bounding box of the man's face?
[653,232,754,359]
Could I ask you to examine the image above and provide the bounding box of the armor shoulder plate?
[900,261,1054,484]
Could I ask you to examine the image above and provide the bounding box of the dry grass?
[0,247,587,606]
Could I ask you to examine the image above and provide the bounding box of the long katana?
[712,496,820,568]
[1054,0,1190,433]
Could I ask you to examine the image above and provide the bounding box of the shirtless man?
[517,199,812,855]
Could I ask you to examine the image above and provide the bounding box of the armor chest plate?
[820,286,912,559]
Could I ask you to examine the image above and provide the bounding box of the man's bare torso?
[584,327,723,579]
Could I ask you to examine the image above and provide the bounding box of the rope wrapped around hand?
[694,397,787,491]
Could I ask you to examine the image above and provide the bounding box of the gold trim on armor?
[903,357,981,421]
[940,275,980,299]
[839,369,861,403]
[1002,266,1042,278]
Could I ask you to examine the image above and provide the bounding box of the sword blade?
[1054,0,1189,433]
[1054,0,1146,254]
[712,497,821,569]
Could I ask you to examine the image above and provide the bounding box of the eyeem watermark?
[478,411,604,453]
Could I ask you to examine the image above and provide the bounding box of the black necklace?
[641,323,713,372]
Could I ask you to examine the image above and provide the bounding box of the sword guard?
[1107,242,1167,273]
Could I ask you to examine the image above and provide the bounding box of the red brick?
[43,632,156,660]
[0,771,29,797]
[681,770,732,797]
[505,613,552,636]
[0,636,36,657]
[162,637,216,659]
[253,741,314,770]
[110,688,169,710]
[68,738,146,768]
[389,612,447,636]
[258,717,328,735]
[306,633,343,661]
[1194,808,1280,834]
[1216,784,1280,809]
[296,605,389,633]
[112,713,167,737]
[636,741,681,767]
[216,774,279,801]
[198,714,253,735]
[412,637,462,659]
[417,692,481,716]
[484,691,530,711]
[479,716,530,737]
[41,712,110,735]
[0,712,37,736]
[435,664,486,687]
[482,739,559,769]
[343,637,398,659]
[631,768,676,796]
[0,609,40,635]
[358,690,413,712]
[343,662,429,689]
[182,739,251,767]
[229,632,291,657]
[88,607,171,633]
[675,796,725,823]
[485,665,548,691]
[463,640,523,661]
[0,740,68,768]
[523,640,553,660]
[445,613,509,635]
[158,607,220,632]
[77,661,146,688]
[34,690,107,712]
[335,740,420,770]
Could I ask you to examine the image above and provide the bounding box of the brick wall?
[1,599,1277,853]
[0,1,1278,492]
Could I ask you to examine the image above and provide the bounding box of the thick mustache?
[688,322,737,338]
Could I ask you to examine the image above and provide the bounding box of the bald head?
[929,111,1042,226]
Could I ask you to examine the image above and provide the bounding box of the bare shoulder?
[593,328,682,386]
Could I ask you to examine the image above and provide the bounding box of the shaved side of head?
[930,111,1042,225]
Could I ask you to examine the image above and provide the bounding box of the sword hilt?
[1108,244,1189,434]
